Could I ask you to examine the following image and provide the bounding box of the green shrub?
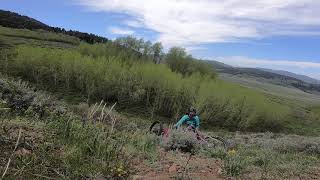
[125,132,160,162]
[2,45,294,132]
[166,47,216,78]
[161,128,200,153]
[196,80,290,132]
[223,149,247,176]
[0,75,133,178]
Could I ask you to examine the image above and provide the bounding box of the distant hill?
[205,60,320,94]
[260,68,320,85]
[0,10,48,30]
[0,10,108,44]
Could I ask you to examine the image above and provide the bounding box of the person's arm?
[174,115,188,129]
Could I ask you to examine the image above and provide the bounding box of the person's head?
[188,107,197,118]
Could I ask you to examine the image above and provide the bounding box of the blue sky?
[1,0,320,80]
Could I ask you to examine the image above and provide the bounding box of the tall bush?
[4,45,291,132]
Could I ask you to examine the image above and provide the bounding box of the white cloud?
[78,0,320,47]
[185,46,208,52]
[213,56,320,80]
[124,20,143,28]
[109,26,134,35]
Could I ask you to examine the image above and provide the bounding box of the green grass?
[200,132,320,178]
[238,147,320,179]
[0,75,159,179]
[1,74,319,179]
[0,26,80,46]
[0,26,80,51]
[0,115,134,179]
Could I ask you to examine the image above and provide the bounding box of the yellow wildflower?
[228,149,237,156]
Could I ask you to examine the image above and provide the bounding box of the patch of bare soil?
[132,149,227,180]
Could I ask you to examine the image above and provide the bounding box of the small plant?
[125,131,160,163]
[201,146,227,159]
[223,149,247,176]
[0,99,10,116]
[161,128,199,153]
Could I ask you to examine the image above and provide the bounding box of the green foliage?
[114,36,164,63]
[51,118,131,179]
[0,75,131,179]
[78,42,150,63]
[196,80,290,131]
[223,150,247,176]
[125,131,160,162]
[166,47,191,74]
[201,146,227,159]
[114,36,144,53]
[1,45,296,132]
[0,99,10,117]
[1,71,320,179]
[166,47,216,78]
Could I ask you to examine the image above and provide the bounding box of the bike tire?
[149,121,163,136]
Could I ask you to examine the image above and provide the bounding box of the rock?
[169,164,177,173]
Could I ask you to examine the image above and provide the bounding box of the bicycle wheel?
[149,121,163,136]
[204,135,227,150]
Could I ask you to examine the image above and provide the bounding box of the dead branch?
[1,128,22,179]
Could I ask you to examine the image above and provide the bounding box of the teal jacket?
[174,115,200,129]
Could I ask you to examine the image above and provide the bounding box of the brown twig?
[182,153,192,179]
[1,128,22,179]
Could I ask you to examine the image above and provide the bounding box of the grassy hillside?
[1,73,320,179]
[0,10,108,44]
[0,26,80,48]
[2,45,291,131]
[0,25,319,135]
[261,68,320,84]
[0,21,319,179]
[206,60,320,95]
[220,73,320,105]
